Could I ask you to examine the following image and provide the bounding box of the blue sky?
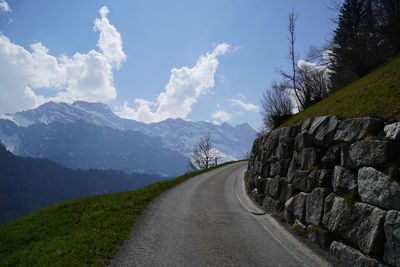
[0,0,339,129]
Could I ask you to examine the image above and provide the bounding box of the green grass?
[290,221,308,238]
[0,161,241,267]
[280,54,400,127]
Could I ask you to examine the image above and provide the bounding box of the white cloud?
[0,6,125,114]
[298,60,328,73]
[94,6,126,68]
[234,92,246,99]
[212,110,232,123]
[116,43,231,122]
[0,0,11,12]
[229,98,259,112]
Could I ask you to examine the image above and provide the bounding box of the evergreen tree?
[375,0,400,50]
[330,0,385,89]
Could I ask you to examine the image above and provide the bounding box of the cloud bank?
[229,98,259,112]
[0,0,11,12]
[212,110,232,124]
[117,43,231,123]
[0,6,125,114]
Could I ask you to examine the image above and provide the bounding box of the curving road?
[110,162,334,267]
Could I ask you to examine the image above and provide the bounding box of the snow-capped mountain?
[6,101,257,161]
[0,119,188,177]
[8,101,139,129]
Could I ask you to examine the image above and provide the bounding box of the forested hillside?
[0,145,163,225]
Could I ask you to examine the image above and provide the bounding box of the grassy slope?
[281,55,400,127]
[0,161,242,266]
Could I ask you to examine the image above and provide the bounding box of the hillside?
[281,55,400,127]
[0,161,239,266]
[0,145,164,225]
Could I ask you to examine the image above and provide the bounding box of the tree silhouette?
[191,135,220,170]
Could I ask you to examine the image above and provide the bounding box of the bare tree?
[191,135,220,170]
[280,11,331,110]
[261,81,292,130]
[327,0,344,24]
[282,9,313,110]
[288,9,298,101]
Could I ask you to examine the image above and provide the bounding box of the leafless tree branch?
[191,135,220,170]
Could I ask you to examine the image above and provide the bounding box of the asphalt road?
[110,162,334,267]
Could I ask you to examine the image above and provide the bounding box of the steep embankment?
[281,54,400,127]
[0,161,239,266]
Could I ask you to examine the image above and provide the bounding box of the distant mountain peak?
[72,100,112,112]
[8,101,122,128]
[2,100,257,161]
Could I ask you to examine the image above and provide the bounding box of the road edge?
[234,166,338,267]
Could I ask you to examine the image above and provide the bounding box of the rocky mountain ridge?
[4,101,257,161]
[0,119,188,177]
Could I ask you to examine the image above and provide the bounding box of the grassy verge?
[0,161,243,266]
[280,54,400,127]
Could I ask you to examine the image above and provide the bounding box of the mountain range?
[0,101,257,175]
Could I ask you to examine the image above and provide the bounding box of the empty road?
[110,162,334,267]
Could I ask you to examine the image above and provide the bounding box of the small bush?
[291,222,308,238]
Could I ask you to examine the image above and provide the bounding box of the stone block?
[268,176,281,199]
[260,150,268,163]
[276,142,292,160]
[294,132,314,151]
[383,210,400,266]
[300,147,321,170]
[334,117,383,143]
[293,170,310,192]
[255,176,266,193]
[260,164,269,178]
[264,131,279,154]
[307,172,318,192]
[330,241,387,267]
[321,144,341,168]
[342,141,393,169]
[284,192,308,224]
[317,169,333,187]
[262,196,283,214]
[263,178,272,196]
[323,193,386,255]
[251,188,259,201]
[333,166,357,195]
[300,117,315,132]
[255,162,263,175]
[307,115,340,147]
[278,177,291,203]
[307,225,334,250]
[306,187,330,226]
[384,122,400,140]
[358,167,400,210]
[269,159,291,177]
[287,151,299,183]
[277,124,300,144]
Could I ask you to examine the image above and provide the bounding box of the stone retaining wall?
[246,116,400,266]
